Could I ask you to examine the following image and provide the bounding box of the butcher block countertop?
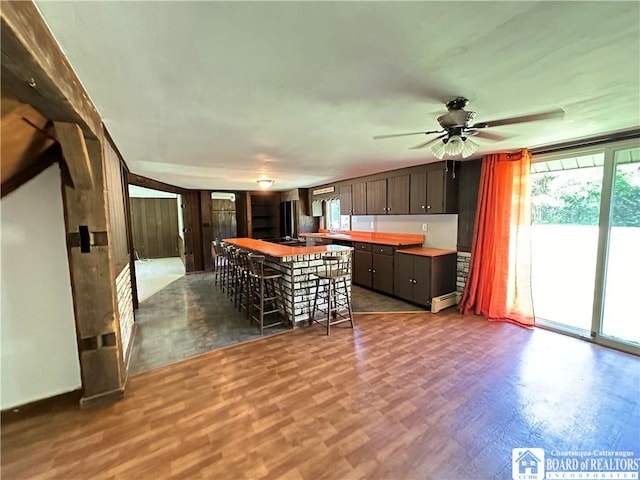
[223,238,351,258]
[395,246,457,257]
[299,230,424,246]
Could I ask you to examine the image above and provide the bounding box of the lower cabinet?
[394,252,457,307]
[353,243,395,295]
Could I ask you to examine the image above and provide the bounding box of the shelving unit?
[249,193,279,239]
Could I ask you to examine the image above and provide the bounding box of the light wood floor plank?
[2,310,639,479]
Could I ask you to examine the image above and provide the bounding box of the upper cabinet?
[366,175,410,215]
[311,161,459,218]
[339,185,352,215]
[409,163,459,214]
[352,181,367,215]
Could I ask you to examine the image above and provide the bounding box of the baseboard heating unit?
[431,291,459,313]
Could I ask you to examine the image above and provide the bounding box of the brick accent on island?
[457,252,471,293]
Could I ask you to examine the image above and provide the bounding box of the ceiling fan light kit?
[430,135,479,159]
[374,96,563,160]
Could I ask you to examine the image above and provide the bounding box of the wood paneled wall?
[103,139,129,271]
[130,198,179,259]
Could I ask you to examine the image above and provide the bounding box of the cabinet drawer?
[373,244,394,256]
[354,242,372,252]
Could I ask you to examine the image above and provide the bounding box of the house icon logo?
[512,448,545,480]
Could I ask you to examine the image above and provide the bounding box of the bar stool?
[211,240,225,287]
[236,250,252,315]
[247,254,285,334]
[310,252,354,335]
[226,246,241,301]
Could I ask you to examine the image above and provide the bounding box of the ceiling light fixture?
[257,179,274,189]
[431,135,479,159]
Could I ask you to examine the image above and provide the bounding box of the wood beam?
[1,99,56,185]
[54,122,94,190]
[1,144,61,199]
[1,2,102,139]
[128,172,187,195]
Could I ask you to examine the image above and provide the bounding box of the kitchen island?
[223,238,353,326]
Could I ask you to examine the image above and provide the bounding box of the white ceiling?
[35,1,639,191]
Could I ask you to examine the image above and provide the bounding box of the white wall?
[350,214,458,250]
[1,165,82,409]
[128,185,177,198]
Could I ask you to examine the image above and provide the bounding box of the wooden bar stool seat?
[310,252,354,335]
[247,254,285,334]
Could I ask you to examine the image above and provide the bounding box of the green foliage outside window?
[531,165,640,227]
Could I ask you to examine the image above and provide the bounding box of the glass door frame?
[532,138,640,356]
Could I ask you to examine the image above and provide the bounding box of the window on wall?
[325,199,341,231]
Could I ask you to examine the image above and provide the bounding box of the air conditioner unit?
[431,291,459,313]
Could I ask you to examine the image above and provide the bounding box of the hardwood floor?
[2,310,639,479]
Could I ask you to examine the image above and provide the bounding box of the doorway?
[128,185,185,302]
[531,142,640,353]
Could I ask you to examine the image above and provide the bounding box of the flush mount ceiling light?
[431,135,479,159]
[257,179,274,189]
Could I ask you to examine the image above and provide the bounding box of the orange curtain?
[459,149,534,327]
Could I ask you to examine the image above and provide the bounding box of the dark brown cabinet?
[410,163,458,214]
[394,252,457,307]
[352,243,395,295]
[352,182,367,215]
[366,179,386,215]
[456,159,482,252]
[366,175,409,215]
[339,185,352,215]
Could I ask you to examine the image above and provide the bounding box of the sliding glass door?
[600,146,640,346]
[531,141,639,353]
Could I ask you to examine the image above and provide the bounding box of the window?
[325,199,341,231]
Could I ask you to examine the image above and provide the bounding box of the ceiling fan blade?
[472,108,565,129]
[468,130,508,142]
[409,134,447,150]
[373,130,441,140]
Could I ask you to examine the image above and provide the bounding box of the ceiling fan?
[373,97,564,159]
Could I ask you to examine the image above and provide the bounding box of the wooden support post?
[62,138,125,407]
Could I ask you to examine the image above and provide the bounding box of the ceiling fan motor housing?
[437,109,477,129]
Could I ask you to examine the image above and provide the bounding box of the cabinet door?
[456,159,481,251]
[386,175,410,215]
[352,182,367,215]
[426,168,445,214]
[430,254,457,298]
[412,256,432,307]
[366,179,387,215]
[372,253,394,295]
[394,253,414,302]
[410,172,427,214]
[353,250,372,288]
[339,185,352,215]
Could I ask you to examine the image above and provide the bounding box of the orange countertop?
[395,246,457,257]
[299,230,424,246]
[223,238,352,258]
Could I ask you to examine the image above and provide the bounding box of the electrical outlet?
[352,217,358,223]
[422,223,428,232]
